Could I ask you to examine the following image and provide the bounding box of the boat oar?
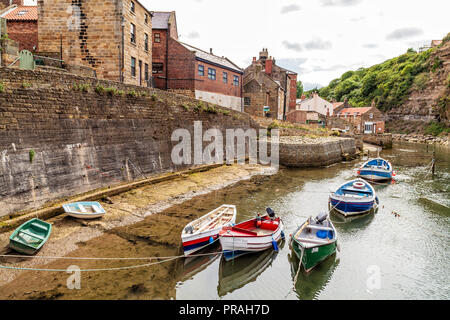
[293,246,305,285]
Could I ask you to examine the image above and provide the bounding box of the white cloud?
[144,0,450,87]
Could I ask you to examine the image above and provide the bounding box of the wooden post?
[431,151,436,178]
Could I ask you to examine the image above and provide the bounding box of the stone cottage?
[243,49,297,120]
[37,0,153,86]
[335,105,386,134]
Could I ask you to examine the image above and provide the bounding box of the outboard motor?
[266,208,276,220]
[315,212,328,224]
[184,225,194,234]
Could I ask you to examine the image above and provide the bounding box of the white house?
[296,93,334,116]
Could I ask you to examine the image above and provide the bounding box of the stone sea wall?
[278,137,357,168]
[0,68,259,218]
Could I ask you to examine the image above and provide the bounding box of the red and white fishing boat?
[181,204,237,257]
[219,208,284,261]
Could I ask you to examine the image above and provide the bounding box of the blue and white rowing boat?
[62,201,106,219]
[329,179,378,217]
[357,158,394,182]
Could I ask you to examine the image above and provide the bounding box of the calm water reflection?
[176,142,450,300]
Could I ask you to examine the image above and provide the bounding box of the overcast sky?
[143,0,449,90]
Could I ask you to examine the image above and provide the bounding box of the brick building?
[244,49,298,120]
[151,11,178,89]
[335,106,385,134]
[1,2,37,52]
[37,0,153,86]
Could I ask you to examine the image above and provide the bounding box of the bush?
[0,82,4,93]
[127,90,138,97]
[95,85,105,94]
[413,73,429,90]
[424,121,450,136]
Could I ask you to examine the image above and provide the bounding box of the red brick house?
[151,12,243,111]
[152,11,178,89]
[1,2,37,52]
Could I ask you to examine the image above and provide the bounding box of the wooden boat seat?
[92,205,103,214]
[78,204,87,213]
[306,225,334,232]
[31,223,48,233]
[19,230,44,241]
[296,237,330,244]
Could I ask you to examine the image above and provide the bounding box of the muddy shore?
[0,163,277,298]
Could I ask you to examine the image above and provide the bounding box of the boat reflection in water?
[329,205,377,224]
[217,242,284,297]
[180,243,221,281]
[288,250,340,300]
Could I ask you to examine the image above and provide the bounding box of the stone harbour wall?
[278,137,357,168]
[0,67,259,218]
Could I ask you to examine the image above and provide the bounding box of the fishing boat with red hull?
[219,208,284,261]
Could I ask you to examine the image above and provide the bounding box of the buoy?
[353,181,365,189]
[281,231,285,239]
[209,236,214,244]
[272,237,279,252]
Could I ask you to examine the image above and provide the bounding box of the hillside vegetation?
[309,33,450,114]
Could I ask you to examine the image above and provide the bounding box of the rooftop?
[178,41,243,73]
[1,5,37,21]
[152,11,172,29]
[338,107,372,115]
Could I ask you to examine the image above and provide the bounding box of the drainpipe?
[282,73,288,121]
[166,24,170,90]
[121,17,125,83]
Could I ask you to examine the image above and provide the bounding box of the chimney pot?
[210,48,213,54]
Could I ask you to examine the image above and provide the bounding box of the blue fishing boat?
[329,179,378,217]
[357,158,394,182]
[62,201,106,219]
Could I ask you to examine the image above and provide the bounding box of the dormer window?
[17,10,28,16]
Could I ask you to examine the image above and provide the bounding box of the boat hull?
[220,220,284,261]
[65,212,105,219]
[291,238,337,273]
[329,196,376,216]
[358,169,392,181]
[182,229,224,257]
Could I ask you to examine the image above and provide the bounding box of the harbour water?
[176,142,450,300]
[0,142,448,300]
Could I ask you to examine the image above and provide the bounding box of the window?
[233,75,239,86]
[144,33,149,51]
[152,63,163,74]
[369,113,373,119]
[208,68,216,80]
[130,23,136,44]
[198,65,204,76]
[145,13,148,25]
[131,57,136,77]
[223,72,228,83]
[131,1,135,13]
[244,97,251,106]
[145,63,149,81]
[154,33,160,43]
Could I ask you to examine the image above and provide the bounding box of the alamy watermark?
[171,121,279,169]
[67,265,81,290]
[366,265,381,293]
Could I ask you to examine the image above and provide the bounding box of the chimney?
[259,48,268,61]
[210,48,213,54]
[265,57,273,75]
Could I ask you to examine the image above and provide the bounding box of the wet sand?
[0,163,276,299]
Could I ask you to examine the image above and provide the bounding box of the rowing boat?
[9,218,52,255]
[329,178,378,217]
[62,201,106,219]
[181,204,237,257]
[357,158,394,182]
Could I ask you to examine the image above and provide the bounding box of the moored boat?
[182,204,237,257]
[9,218,52,255]
[219,208,284,261]
[62,201,106,219]
[329,178,378,217]
[290,213,337,273]
[357,158,394,182]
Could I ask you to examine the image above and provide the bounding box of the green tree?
[296,81,304,98]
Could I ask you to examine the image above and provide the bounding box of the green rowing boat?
[9,218,52,255]
[290,213,338,273]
